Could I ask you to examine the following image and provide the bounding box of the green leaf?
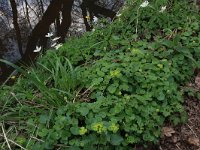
[68,147,81,150]
[112,35,120,40]
[107,84,117,94]
[157,92,165,101]
[110,134,123,146]
[70,127,79,135]
[119,84,129,91]
[39,115,49,124]
[78,107,89,116]
[38,128,49,137]
[93,77,103,85]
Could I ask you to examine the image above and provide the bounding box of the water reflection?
[0,0,124,84]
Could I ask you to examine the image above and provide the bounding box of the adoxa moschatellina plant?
[1,0,200,149]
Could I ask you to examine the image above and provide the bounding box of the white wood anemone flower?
[45,32,53,38]
[140,1,149,8]
[55,44,63,50]
[116,13,121,17]
[51,43,57,47]
[93,16,98,23]
[52,37,61,41]
[159,6,166,13]
[33,46,42,52]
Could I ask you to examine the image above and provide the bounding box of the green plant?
[0,0,200,149]
[31,50,184,149]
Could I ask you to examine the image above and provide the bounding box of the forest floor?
[159,73,200,150]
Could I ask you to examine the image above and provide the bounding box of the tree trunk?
[10,0,23,57]
[57,0,74,43]
[55,15,61,36]
[80,1,92,31]
[24,0,32,29]
[22,0,63,63]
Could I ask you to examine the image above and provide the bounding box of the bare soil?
[159,97,200,150]
[159,74,200,150]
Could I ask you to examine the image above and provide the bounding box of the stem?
[135,7,140,36]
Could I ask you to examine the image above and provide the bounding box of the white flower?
[52,37,61,41]
[33,46,42,52]
[92,28,95,32]
[116,13,121,17]
[159,6,166,13]
[45,32,53,38]
[55,44,63,50]
[140,1,149,8]
[51,43,57,47]
[93,16,98,23]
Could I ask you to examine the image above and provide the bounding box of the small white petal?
[93,16,98,23]
[45,32,53,38]
[51,43,57,47]
[116,13,121,17]
[55,44,63,50]
[140,1,149,8]
[33,46,42,52]
[52,37,61,41]
[159,6,166,13]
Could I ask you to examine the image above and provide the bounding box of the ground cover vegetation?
[0,0,200,149]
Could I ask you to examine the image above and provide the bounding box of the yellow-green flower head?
[157,64,163,69]
[79,127,87,135]
[11,76,16,80]
[118,91,122,95]
[91,122,106,133]
[131,48,141,55]
[162,59,168,62]
[16,136,26,145]
[108,123,119,133]
[85,16,90,20]
[80,142,84,147]
[110,70,120,77]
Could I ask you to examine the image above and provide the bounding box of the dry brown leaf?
[162,127,175,137]
[172,136,178,143]
[195,75,200,89]
[188,137,200,146]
